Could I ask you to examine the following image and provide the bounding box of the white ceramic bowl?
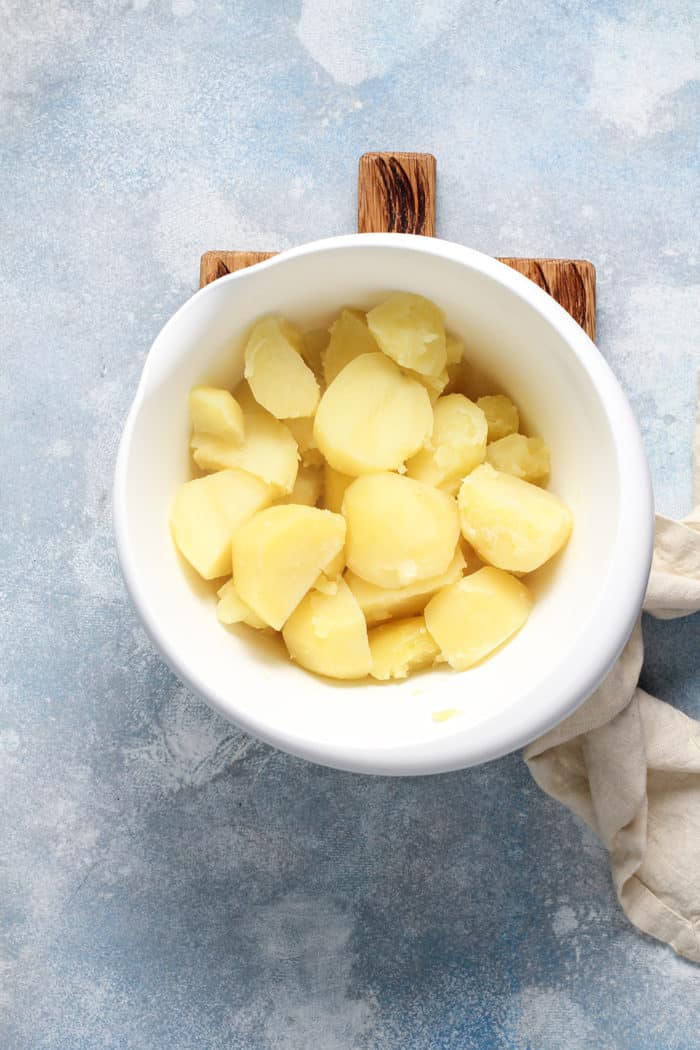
[114,233,653,775]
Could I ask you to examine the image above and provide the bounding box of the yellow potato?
[216,579,266,629]
[345,548,466,626]
[407,366,449,404]
[244,316,320,419]
[424,566,532,670]
[368,616,440,681]
[486,433,550,484]
[366,292,446,376]
[323,464,354,514]
[232,505,346,629]
[301,326,330,382]
[285,417,323,467]
[477,394,519,442]
[406,394,488,493]
[282,577,371,680]
[458,463,573,573]
[233,381,264,416]
[192,407,299,496]
[342,472,460,588]
[280,465,323,507]
[171,468,273,579]
[312,573,339,596]
[188,387,244,444]
[323,547,345,579]
[322,309,378,385]
[314,353,433,475]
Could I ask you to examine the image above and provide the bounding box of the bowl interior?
[116,236,647,774]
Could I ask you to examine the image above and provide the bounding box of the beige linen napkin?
[525,407,700,963]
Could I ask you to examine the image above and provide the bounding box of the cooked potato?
[408,366,449,404]
[232,505,346,629]
[192,407,299,496]
[406,394,487,493]
[486,433,550,484]
[301,327,329,382]
[244,316,320,419]
[323,463,354,514]
[445,333,464,365]
[477,394,519,442]
[368,616,440,680]
[342,472,460,589]
[285,417,323,467]
[283,577,371,680]
[232,380,264,416]
[424,567,532,670]
[345,548,466,626]
[280,465,323,507]
[458,463,573,573]
[314,353,433,475]
[189,387,244,444]
[323,309,378,385]
[216,579,267,629]
[366,292,446,376]
[323,547,345,580]
[171,468,273,579]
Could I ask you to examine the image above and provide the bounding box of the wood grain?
[200,250,276,287]
[498,258,596,341]
[199,153,595,342]
[358,152,436,236]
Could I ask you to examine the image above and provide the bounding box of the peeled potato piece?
[283,577,371,680]
[285,417,323,467]
[406,394,487,493]
[486,433,550,484]
[407,366,449,404]
[345,548,466,626]
[244,316,320,419]
[323,464,353,514]
[314,353,433,475]
[280,465,323,507]
[189,387,244,444]
[323,309,378,386]
[301,327,329,382]
[232,505,346,629]
[458,463,573,573]
[192,407,298,496]
[171,468,273,580]
[367,292,446,376]
[343,472,460,589]
[477,394,519,442]
[445,333,464,365]
[425,567,532,670]
[216,579,267,629]
[368,616,440,681]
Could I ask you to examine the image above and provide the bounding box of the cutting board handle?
[357,152,436,236]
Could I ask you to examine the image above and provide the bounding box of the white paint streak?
[587,7,700,136]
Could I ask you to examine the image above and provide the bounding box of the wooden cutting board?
[199,151,595,341]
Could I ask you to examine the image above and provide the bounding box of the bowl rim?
[114,233,654,775]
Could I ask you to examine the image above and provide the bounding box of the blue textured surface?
[2,1,699,1046]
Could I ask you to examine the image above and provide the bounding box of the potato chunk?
[192,407,298,496]
[189,387,244,444]
[345,548,466,626]
[232,505,346,629]
[281,465,322,507]
[343,472,460,589]
[216,579,266,629]
[458,463,573,573]
[486,433,550,484]
[171,468,273,579]
[283,577,371,680]
[300,327,329,383]
[406,394,488,493]
[477,394,519,442]
[314,353,432,475]
[285,417,323,467]
[445,333,464,365]
[367,292,446,376]
[323,309,378,385]
[244,316,320,419]
[424,567,532,670]
[368,616,440,681]
[323,464,354,514]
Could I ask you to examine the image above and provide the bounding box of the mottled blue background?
[2,1,699,1046]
